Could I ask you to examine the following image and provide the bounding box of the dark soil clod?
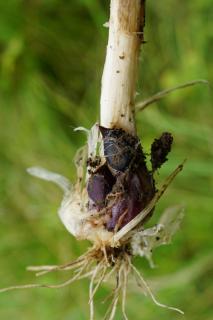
[151,132,173,171]
[99,126,140,173]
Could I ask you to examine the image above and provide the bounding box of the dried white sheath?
[131,205,185,267]
[28,124,113,244]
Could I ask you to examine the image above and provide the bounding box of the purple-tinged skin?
[87,126,172,231]
[107,171,155,231]
[87,164,115,210]
[107,197,128,230]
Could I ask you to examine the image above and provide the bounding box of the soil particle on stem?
[151,132,173,171]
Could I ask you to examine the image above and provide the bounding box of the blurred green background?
[0,1,212,319]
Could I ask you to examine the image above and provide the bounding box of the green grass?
[0,1,212,319]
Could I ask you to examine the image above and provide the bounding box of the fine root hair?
[0,245,183,319]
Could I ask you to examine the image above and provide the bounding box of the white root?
[27,265,59,272]
[131,262,184,315]
[27,250,90,277]
[90,265,108,303]
[27,260,85,277]
[104,265,122,320]
[0,271,94,293]
[121,261,130,320]
[0,283,47,293]
[89,262,104,320]
[0,261,88,293]
[1,250,185,319]
[108,295,119,320]
[36,261,85,277]
[104,265,117,283]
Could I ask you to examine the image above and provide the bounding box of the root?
[90,264,107,303]
[107,295,119,320]
[102,255,131,320]
[28,260,85,277]
[0,247,184,319]
[103,266,122,320]
[27,250,92,277]
[122,259,130,320]
[89,263,101,320]
[0,260,89,294]
[130,262,184,315]
[104,264,117,283]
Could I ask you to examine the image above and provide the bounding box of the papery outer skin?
[130,205,184,264]
[27,165,113,244]
[58,189,113,243]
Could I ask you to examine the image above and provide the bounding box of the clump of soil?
[151,132,173,171]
